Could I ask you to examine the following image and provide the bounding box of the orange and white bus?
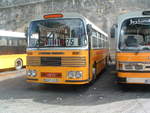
[115,11,150,84]
[26,13,109,84]
[0,30,26,70]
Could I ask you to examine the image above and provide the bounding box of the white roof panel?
[0,30,25,38]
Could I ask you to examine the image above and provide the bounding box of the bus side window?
[0,37,7,46]
[104,36,106,48]
[101,35,103,48]
[8,39,12,46]
[92,30,98,48]
[96,32,99,48]
[98,33,101,48]
[103,35,105,48]
[99,33,102,48]
[18,39,26,46]
[12,39,18,46]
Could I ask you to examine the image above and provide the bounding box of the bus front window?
[28,19,87,48]
[119,17,150,51]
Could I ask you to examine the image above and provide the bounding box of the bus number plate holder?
[44,78,59,82]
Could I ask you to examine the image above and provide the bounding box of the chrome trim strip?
[117,51,150,53]
[119,61,150,64]
[65,79,89,82]
[118,70,150,73]
[26,47,88,51]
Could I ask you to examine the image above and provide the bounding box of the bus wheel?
[15,58,23,70]
[92,64,97,81]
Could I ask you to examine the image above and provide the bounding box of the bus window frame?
[0,36,26,55]
[27,18,88,49]
[90,28,108,50]
[117,17,150,52]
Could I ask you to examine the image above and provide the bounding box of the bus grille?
[41,57,61,66]
[61,57,86,67]
[27,56,86,67]
[27,56,40,66]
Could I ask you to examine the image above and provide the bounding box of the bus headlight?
[117,62,144,71]
[68,71,82,79]
[124,64,133,70]
[27,70,31,76]
[117,62,133,71]
[27,70,37,77]
[76,71,82,78]
[31,70,36,77]
[68,71,76,78]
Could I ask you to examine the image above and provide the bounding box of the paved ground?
[0,66,150,113]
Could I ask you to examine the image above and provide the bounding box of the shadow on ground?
[0,65,150,106]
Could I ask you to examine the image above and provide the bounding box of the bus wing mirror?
[87,24,92,36]
[110,24,117,38]
[24,27,28,42]
[25,27,28,37]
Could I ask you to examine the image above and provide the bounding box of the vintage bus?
[0,30,26,70]
[114,11,150,84]
[26,13,109,84]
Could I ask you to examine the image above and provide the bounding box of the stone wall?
[0,0,150,54]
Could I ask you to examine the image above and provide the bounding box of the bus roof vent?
[142,11,150,15]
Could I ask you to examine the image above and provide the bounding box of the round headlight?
[27,70,31,76]
[68,71,75,78]
[31,70,36,77]
[76,71,82,78]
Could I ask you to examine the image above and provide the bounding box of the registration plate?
[44,78,59,82]
[127,78,150,84]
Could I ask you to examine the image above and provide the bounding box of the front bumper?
[117,71,150,84]
[27,78,90,84]
[26,66,90,85]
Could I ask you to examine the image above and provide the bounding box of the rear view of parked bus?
[26,13,109,85]
[115,11,150,84]
[0,30,26,70]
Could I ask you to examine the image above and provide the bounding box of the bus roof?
[0,30,25,38]
[85,18,108,37]
[118,11,150,23]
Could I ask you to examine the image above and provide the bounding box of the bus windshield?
[119,17,150,51]
[28,18,87,48]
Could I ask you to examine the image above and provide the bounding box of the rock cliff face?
[0,0,149,50]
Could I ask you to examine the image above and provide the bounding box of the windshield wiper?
[142,47,150,50]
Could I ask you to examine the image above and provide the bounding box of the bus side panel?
[90,49,108,80]
[0,54,26,69]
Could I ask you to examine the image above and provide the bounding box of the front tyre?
[91,64,97,83]
[15,58,23,70]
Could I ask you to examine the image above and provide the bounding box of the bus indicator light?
[43,14,63,19]
[72,52,80,55]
